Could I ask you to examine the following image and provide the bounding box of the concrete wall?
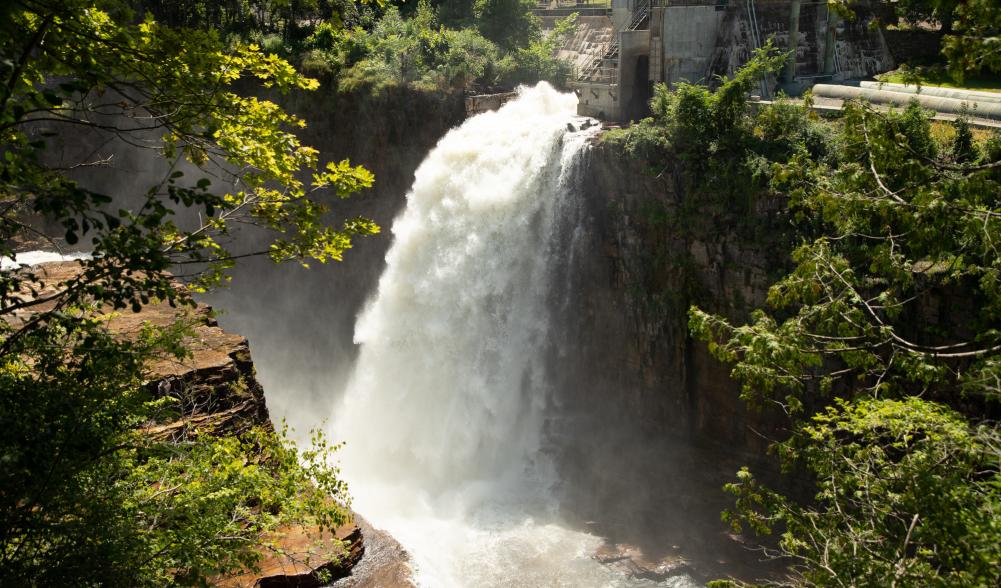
[543,15,615,71]
[464,92,518,116]
[577,82,622,120]
[832,2,894,81]
[660,5,725,86]
[707,0,892,94]
[573,0,893,120]
[611,0,638,31]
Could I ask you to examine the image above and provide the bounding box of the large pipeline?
[812,84,1001,120]
[858,81,1001,104]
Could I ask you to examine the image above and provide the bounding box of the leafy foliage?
[494,12,578,89]
[650,41,788,157]
[337,2,507,92]
[939,0,1001,79]
[718,398,1000,588]
[2,0,379,318]
[473,0,540,51]
[135,0,380,51]
[671,54,1001,588]
[1,1,364,584]
[691,100,1001,413]
[606,42,820,211]
[0,306,353,586]
[329,0,575,92]
[613,40,1001,586]
[840,0,1001,80]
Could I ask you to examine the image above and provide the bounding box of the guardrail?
[535,0,611,8]
[533,6,613,16]
[653,0,727,6]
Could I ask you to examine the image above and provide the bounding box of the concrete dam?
[539,0,893,122]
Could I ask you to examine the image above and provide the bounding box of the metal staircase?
[575,0,651,85]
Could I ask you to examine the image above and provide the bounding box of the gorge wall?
[531,137,794,578]
[212,85,791,460]
[37,82,798,580]
[563,139,791,453]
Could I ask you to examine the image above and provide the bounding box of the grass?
[929,120,994,145]
[876,68,1001,93]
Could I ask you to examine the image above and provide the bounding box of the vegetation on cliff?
[613,49,1001,586]
[137,0,577,93]
[322,1,577,94]
[0,0,367,584]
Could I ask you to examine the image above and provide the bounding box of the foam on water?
[1,250,90,269]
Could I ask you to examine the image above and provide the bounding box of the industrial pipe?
[812,84,1001,120]
[858,81,1001,104]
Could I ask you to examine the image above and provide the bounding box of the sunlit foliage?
[0,0,367,583]
[615,46,1001,586]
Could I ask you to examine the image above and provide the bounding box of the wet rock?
[223,525,364,588]
[330,514,415,588]
[595,542,694,582]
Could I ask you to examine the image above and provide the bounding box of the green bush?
[303,0,574,93]
[721,398,1001,587]
[602,118,672,167]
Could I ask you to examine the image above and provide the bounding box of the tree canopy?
[612,47,1001,587]
[0,0,375,583]
[687,93,1001,585]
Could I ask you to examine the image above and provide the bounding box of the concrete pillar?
[649,7,663,82]
[784,0,801,84]
[823,7,839,75]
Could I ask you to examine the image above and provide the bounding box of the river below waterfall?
[329,84,701,587]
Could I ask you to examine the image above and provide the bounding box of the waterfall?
[330,84,696,587]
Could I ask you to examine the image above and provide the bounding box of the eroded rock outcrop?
[16,261,412,588]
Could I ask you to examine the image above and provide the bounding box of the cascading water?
[331,84,699,587]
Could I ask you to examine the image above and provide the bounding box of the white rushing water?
[1,250,91,269]
[331,84,697,587]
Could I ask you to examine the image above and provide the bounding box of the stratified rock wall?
[19,262,383,587]
[544,139,794,577]
[554,140,789,453]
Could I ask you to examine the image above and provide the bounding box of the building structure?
[547,0,894,121]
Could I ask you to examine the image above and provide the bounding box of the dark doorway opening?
[626,55,652,122]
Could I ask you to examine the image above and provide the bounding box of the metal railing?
[535,0,611,9]
[653,0,727,6]
[533,6,613,16]
[574,0,651,85]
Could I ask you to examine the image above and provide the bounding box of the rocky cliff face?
[557,139,791,453]
[542,138,794,581]
[18,261,394,587]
